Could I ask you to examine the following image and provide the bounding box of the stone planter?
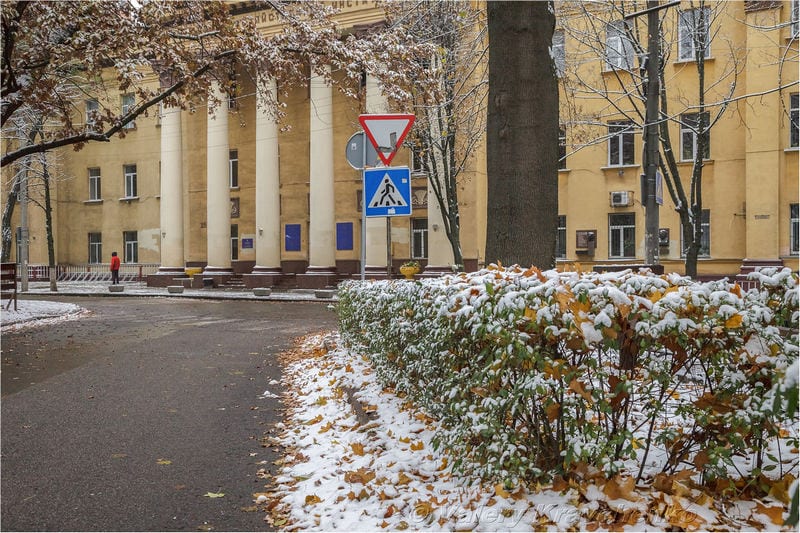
[108,285,124,293]
[399,265,420,280]
[315,289,334,299]
[167,285,184,294]
[253,287,272,297]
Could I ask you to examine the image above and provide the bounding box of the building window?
[678,7,711,61]
[228,81,238,110]
[559,127,568,169]
[681,209,711,257]
[410,144,427,174]
[88,233,102,264]
[791,93,799,148]
[609,213,636,258]
[605,20,634,71]
[556,215,567,259]
[121,94,136,129]
[680,112,710,161]
[86,99,99,129]
[791,204,799,255]
[792,0,799,38]
[411,218,428,259]
[123,231,138,263]
[123,164,137,198]
[88,167,101,200]
[608,121,635,166]
[553,30,565,77]
[229,149,239,188]
[231,224,239,261]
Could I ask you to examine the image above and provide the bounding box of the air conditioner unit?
[610,191,633,207]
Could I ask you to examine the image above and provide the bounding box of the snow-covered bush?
[337,266,798,487]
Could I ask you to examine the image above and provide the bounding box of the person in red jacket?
[110,251,121,285]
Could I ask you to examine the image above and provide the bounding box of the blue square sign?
[364,167,412,218]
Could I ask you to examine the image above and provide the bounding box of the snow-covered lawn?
[266,333,795,531]
[0,299,88,331]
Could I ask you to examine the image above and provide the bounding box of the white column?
[426,180,454,269]
[365,72,388,272]
[158,105,184,274]
[307,65,336,271]
[205,82,232,272]
[426,99,454,270]
[254,77,281,271]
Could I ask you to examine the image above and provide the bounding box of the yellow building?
[3,1,798,287]
[555,0,798,278]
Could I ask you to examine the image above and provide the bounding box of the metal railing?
[23,263,160,282]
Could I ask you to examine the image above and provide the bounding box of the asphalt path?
[1,296,338,531]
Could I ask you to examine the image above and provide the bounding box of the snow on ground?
[265,333,793,532]
[1,299,88,331]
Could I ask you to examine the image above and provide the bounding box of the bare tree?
[1,108,63,290]
[558,1,755,277]
[386,1,488,269]
[486,2,559,268]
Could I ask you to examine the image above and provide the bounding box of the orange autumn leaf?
[755,502,785,525]
[569,378,593,404]
[494,483,511,499]
[410,441,424,451]
[305,494,322,505]
[725,314,743,329]
[545,402,561,422]
[602,475,637,501]
[351,442,365,456]
[344,468,376,484]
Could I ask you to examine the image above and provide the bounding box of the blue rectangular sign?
[364,167,412,218]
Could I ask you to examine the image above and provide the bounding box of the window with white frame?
[608,121,635,166]
[559,127,567,169]
[123,230,138,263]
[229,149,239,188]
[121,94,135,129]
[680,112,710,161]
[410,144,427,174]
[605,20,634,71]
[88,167,101,200]
[88,232,102,264]
[123,164,137,198]
[678,7,711,61]
[411,218,428,259]
[609,213,636,258]
[553,30,565,77]
[681,209,711,257]
[86,99,99,129]
[791,204,799,255]
[790,93,799,148]
[231,224,239,261]
[556,215,567,259]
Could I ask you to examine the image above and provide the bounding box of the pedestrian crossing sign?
[364,167,412,217]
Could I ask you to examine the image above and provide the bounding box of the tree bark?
[486,1,558,269]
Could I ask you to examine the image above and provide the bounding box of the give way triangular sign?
[358,114,415,166]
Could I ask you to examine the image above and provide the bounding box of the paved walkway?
[19,280,338,302]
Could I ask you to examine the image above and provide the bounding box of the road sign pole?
[386,217,392,279]
[360,141,366,281]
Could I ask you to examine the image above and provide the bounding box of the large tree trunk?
[485,2,558,269]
